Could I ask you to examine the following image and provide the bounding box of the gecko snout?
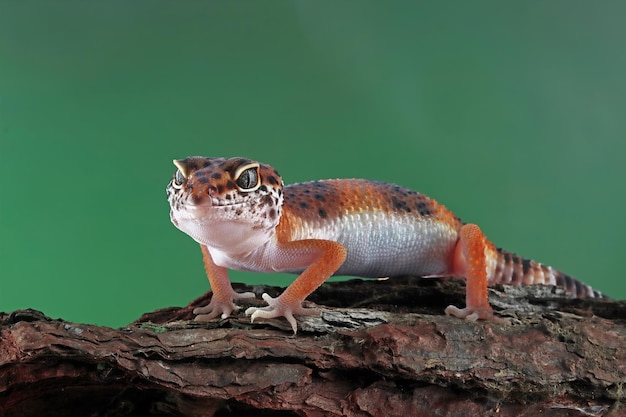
[189,184,217,204]
[206,186,218,197]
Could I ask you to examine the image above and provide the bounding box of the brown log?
[1,277,625,417]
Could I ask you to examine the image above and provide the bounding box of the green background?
[1,1,624,328]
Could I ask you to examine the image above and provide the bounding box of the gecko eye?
[234,163,260,192]
[172,169,186,189]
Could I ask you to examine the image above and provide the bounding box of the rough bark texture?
[1,277,625,417]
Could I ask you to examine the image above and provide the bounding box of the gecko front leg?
[193,244,255,321]
[245,239,347,333]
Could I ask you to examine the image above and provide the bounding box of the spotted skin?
[167,156,604,332]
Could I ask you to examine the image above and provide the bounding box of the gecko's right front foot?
[193,290,255,321]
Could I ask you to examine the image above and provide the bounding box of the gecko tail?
[492,248,606,299]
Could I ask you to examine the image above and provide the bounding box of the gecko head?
[166,156,284,251]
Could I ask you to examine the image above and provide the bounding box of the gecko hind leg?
[445,224,509,324]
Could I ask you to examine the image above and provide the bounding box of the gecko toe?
[234,291,256,300]
[193,299,238,321]
[193,309,223,321]
[445,305,510,324]
[193,288,257,322]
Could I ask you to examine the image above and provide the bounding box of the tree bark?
[1,277,624,417]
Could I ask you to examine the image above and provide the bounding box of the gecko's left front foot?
[445,304,510,324]
[245,293,320,333]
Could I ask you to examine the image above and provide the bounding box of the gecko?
[166,156,604,332]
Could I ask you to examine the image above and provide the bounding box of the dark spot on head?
[216,185,224,194]
[269,208,276,219]
[235,208,243,216]
[277,189,282,197]
[263,195,274,206]
[314,193,325,201]
[318,208,327,218]
[225,181,236,190]
[197,176,210,184]
[267,176,279,185]
[259,185,268,192]
[211,172,222,179]
[299,201,309,209]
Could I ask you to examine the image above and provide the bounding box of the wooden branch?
[1,277,624,417]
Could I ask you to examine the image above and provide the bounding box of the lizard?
[166,156,604,333]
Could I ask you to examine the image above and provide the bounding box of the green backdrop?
[1,1,624,328]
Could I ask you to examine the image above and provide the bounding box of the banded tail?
[491,248,605,299]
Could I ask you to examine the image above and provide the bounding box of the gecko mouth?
[176,195,259,210]
[209,198,258,209]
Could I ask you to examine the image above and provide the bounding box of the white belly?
[289,211,458,277]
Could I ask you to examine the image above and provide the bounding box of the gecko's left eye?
[172,169,186,189]
[234,163,261,192]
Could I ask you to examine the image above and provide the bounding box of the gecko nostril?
[207,186,217,197]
